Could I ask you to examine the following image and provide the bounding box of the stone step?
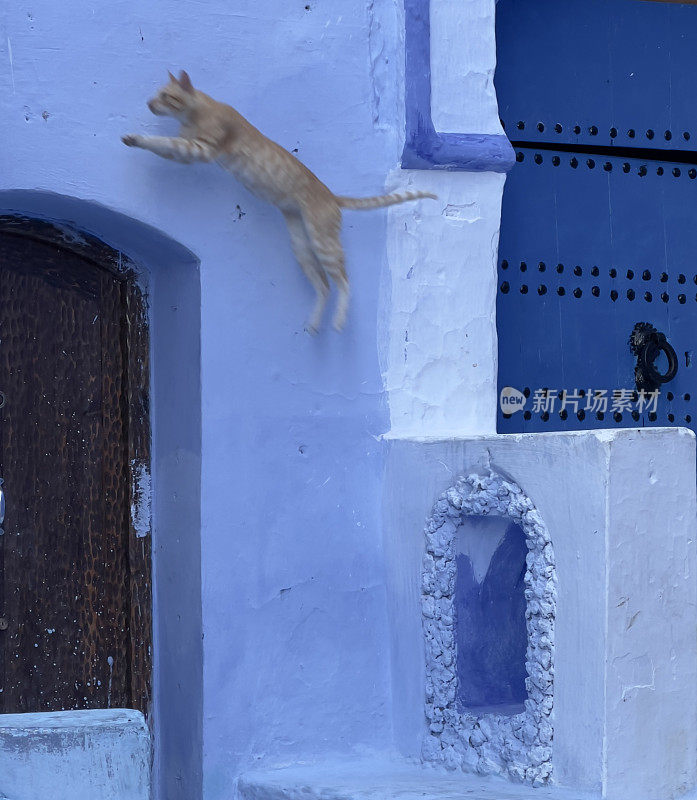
[0,709,150,800]
[238,759,599,800]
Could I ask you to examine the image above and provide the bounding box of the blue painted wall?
[455,517,527,713]
[0,2,400,798]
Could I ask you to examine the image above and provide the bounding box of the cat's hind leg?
[301,208,350,332]
[283,211,330,334]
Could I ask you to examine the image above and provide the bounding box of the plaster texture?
[383,428,697,800]
[381,169,504,437]
[381,0,507,435]
[0,709,150,800]
[430,0,503,136]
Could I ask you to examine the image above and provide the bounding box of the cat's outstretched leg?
[302,208,349,332]
[122,135,216,163]
[283,211,330,334]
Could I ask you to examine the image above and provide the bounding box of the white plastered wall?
[383,429,697,800]
[379,0,506,437]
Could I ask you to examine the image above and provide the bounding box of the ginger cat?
[123,71,436,332]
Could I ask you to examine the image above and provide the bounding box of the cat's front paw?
[122,134,144,148]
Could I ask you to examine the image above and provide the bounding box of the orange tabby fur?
[123,71,436,332]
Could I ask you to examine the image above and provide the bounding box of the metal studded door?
[495,0,697,433]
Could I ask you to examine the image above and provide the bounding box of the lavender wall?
[0,2,403,799]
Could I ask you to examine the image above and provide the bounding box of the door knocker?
[629,322,678,392]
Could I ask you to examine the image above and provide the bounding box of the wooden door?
[0,220,151,714]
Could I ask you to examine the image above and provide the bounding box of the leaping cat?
[123,71,436,333]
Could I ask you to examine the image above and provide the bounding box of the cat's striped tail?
[335,190,437,210]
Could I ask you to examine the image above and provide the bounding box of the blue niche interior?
[455,515,528,715]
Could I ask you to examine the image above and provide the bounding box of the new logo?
[499,386,526,414]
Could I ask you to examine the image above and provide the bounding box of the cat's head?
[147,71,197,119]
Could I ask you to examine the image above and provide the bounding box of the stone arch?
[422,471,556,785]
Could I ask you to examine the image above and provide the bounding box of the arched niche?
[422,471,556,786]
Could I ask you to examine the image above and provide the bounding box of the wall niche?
[422,473,556,785]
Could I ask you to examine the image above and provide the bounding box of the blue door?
[495,0,697,433]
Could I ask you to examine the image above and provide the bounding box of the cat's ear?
[168,71,178,84]
[178,70,194,94]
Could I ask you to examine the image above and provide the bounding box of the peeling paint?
[613,654,655,702]
[106,656,114,708]
[442,203,481,223]
[131,461,151,539]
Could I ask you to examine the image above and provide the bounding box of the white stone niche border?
[422,472,557,785]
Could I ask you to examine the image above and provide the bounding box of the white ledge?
[237,759,598,800]
[0,707,145,732]
[0,709,150,800]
